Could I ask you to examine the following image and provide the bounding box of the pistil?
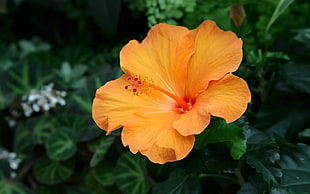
[150,84,190,112]
[124,75,191,112]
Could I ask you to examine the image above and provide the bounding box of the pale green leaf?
[266,0,294,32]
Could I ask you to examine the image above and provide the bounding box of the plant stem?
[234,168,245,185]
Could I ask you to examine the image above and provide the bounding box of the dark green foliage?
[33,156,75,185]
[114,152,151,194]
[195,119,246,160]
[0,0,309,193]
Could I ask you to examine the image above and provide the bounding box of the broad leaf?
[92,161,115,186]
[32,115,54,145]
[195,119,246,160]
[89,135,115,167]
[51,115,89,142]
[238,174,269,194]
[153,169,201,194]
[114,152,151,194]
[33,156,74,185]
[274,144,310,193]
[246,153,281,184]
[45,128,77,161]
[13,126,33,159]
[0,172,32,194]
[0,180,32,194]
[281,62,310,94]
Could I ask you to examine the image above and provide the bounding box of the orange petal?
[186,20,243,99]
[122,112,195,164]
[92,74,174,134]
[197,74,251,123]
[120,23,195,97]
[173,105,211,136]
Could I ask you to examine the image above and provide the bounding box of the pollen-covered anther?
[124,75,149,95]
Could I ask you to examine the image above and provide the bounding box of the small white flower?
[32,104,40,112]
[10,172,17,178]
[8,119,16,127]
[21,83,67,117]
[58,98,66,106]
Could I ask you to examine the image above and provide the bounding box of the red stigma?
[124,75,147,95]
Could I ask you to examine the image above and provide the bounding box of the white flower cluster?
[0,150,21,178]
[21,83,66,117]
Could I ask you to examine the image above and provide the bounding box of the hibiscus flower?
[92,20,251,164]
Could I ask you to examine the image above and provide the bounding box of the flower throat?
[124,75,191,112]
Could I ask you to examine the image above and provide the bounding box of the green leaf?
[246,139,282,185]
[114,152,151,194]
[45,128,77,161]
[32,115,54,145]
[59,61,72,83]
[0,179,32,194]
[281,62,310,94]
[238,174,269,194]
[298,128,310,139]
[92,161,115,186]
[72,94,92,113]
[36,184,66,194]
[71,77,86,89]
[195,119,246,160]
[18,39,36,56]
[87,0,121,37]
[245,127,282,185]
[89,136,115,167]
[153,170,201,194]
[266,0,294,32]
[51,115,88,142]
[72,65,88,78]
[33,156,74,185]
[274,144,310,193]
[13,125,33,159]
[294,28,310,50]
[78,125,103,142]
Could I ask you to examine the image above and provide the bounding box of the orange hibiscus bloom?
[92,20,251,164]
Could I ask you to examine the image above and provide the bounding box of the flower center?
[124,75,191,112]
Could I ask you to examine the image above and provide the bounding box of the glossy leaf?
[238,174,269,194]
[195,119,247,160]
[281,62,310,94]
[33,156,74,185]
[153,170,201,194]
[114,152,151,194]
[246,153,282,184]
[274,144,310,193]
[45,128,77,161]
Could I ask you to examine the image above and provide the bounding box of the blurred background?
[0,0,309,193]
